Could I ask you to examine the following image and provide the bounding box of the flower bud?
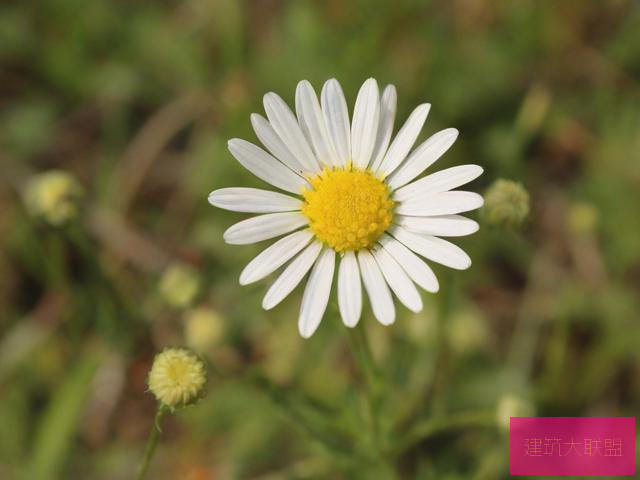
[516,84,551,135]
[158,263,201,309]
[24,170,83,226]
[483,179,530,228]
[184,306,224,353]
[447,308,489,356]
[148,348,207,408]
[567,202,598,236]
[496,393,535,431]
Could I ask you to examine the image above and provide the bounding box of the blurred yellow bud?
[184,306,224,353]
[516,84,551,134]
[483,179,530,228]
[447,308,489,355]
[496,393,535,431]
[401,303,438,346]
[158,264,201,309]
[24,170,83,226]
[148,348,207,408]
[567,202,598,236]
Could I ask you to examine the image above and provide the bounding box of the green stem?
[136,406,166,480]
[347,324,379,391]
[346,324,396,478]
[429,272,455,415]
[248,369,354,462]
[346,325,379,440]
[46,232,66,288]
[67,225,142,341]
[506,250,551,381]
[394,411,495,456]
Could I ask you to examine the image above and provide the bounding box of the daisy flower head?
[209,78,484,338]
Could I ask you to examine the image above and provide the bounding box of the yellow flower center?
[301,165,394,252]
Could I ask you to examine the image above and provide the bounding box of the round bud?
[184,306,224,353]
[24,170,83,226]
[496,393,535,431]
[158,264,201,309]
[148,348,207,408]
[483,179,530,228]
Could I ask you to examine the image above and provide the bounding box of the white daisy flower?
[209,78,484,338]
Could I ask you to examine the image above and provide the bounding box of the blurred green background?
[1,0,639,478]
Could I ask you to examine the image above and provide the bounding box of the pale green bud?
[184,306,224,353]
[24,170,83,226]
[496,393,535,431]
[567,202,598,236]
[447,308,489,356]
[158,264,201,309]
[483,179,530,228]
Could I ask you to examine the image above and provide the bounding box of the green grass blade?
[28,347,103,480]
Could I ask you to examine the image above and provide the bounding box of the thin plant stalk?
[394,410,495,455]
[346,324,379,438]
[346,323,396,479]
[136,405,166,480]
[248,369,355,462]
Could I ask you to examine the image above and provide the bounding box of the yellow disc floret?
[301,166,394,252]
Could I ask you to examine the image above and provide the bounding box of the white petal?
[391,226,472,270]
[369,85,397,171]
[262,240,323,310]
[379,234,439,293]
[263,92,320,174]
[377,103,431,176]
[357,249,395,325]
[209,187,301,213]
[387,128,459,190]
[395,215,479,237]
[372,245,423,313]
[351,78,380,169]
[321,79,351,166]
[298,248,335,338]
[223,212,307,245]
[239,230,313,285]
[338,251,362,328]
[396,191,484,216]
[394,164,484,201]
[228,139,309,195]
[251,114,306,175]
[296,80,339,168]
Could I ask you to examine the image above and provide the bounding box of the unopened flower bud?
[148,348,207,408]
[516,84,551,135]
[158,264,201,309]
[24,170,83,226]
[483,179,530,228]
[184,306,224,353]
[567,202,598,236]
[496,393,534,431]
[447,308,488,356]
